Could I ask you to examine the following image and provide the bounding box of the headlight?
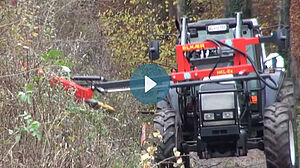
[222,111,234,119]
[204,113,215,120]
[201,92,235,111]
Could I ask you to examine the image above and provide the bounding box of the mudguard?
[264,70,285,107]
[157,82,179,113]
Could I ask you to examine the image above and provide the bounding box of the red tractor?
[63,13,297,168]
[150,13,298,168]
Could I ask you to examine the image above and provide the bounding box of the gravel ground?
[190,149,266,168]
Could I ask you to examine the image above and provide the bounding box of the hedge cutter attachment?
[50,75,115,112]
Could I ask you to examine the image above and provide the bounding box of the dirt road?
[190,149,266,168]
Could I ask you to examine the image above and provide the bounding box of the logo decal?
[184,73,191,79]
[182,43,205,51]
[216,69,233,75]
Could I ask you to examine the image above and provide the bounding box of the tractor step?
[247,137,264,150]
[182,141,197,152]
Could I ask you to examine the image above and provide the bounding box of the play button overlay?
[130,64,170,104]
[145,76,157,93]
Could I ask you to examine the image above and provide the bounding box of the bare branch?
[53,0,78,16]
[150,154,190,168]
[0,19,21,29]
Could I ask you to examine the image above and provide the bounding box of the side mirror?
[149,40,160,61]
[260,28,289,48]
[273,29,288,48]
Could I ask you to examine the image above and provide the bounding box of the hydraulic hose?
[212,39,279,90]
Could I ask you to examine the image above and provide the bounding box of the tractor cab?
[186,18,262,71]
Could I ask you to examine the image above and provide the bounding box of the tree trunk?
[168,0,177,19]
[243,0,252,18]
[150,0,168,21]
[278,0,291,72]
[225,0,252,18]
[177,0,187,21]
[290,0,300,86]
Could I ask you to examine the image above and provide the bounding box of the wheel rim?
[289,120,296,166]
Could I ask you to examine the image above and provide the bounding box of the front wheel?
[263,102,298,168]
[154,98,189,168]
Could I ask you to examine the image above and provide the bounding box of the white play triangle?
[145,76,157,93]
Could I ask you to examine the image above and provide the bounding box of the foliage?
[0,1,140,167]
[100,0,225,78]
[11,111,42,142]
[141,130,186,168]
[40,49,75,67]
[101,8,176,78]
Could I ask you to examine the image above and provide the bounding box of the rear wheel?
[263,102,298,168]
[277,79,297,117]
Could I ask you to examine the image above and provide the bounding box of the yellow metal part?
[98,101,115,112]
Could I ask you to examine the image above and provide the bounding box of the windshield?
[190,29,235,43]
[189,25,257,65]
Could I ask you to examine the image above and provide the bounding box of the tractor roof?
[188,18,259,29]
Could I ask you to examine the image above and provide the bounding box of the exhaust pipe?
[235,12,243,38]
[181,17,188,45]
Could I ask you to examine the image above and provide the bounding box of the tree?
[278,0,291,74]
[290,0,300,85]
[177,0,187,20]
[225,0,252,18]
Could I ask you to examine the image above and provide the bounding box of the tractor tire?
[263,102,298,168]
[277,79,297,117]
[154,108,176,167]
[154,99,189,168]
